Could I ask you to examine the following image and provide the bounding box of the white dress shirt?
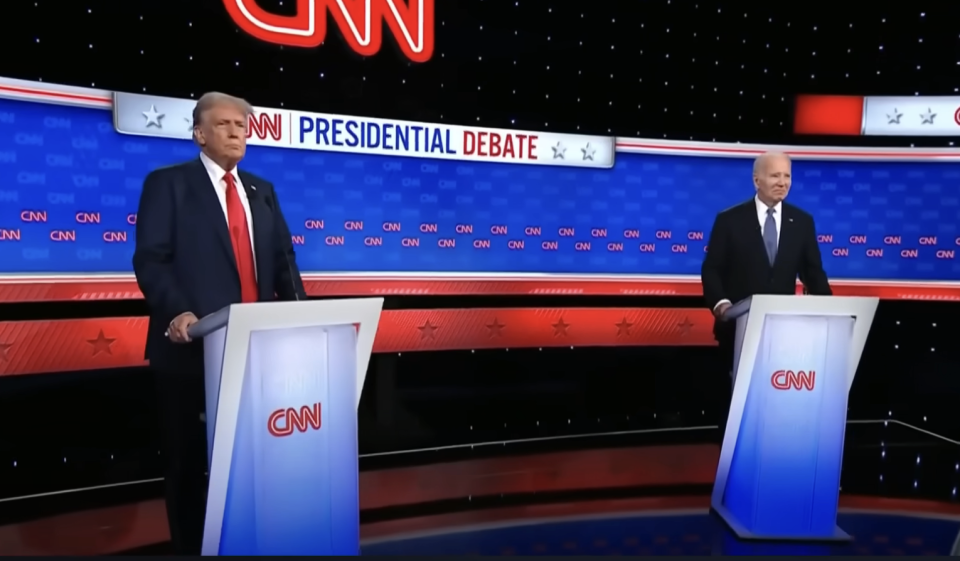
[199,152,257,276]
[713,196,783,311]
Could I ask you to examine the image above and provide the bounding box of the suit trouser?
[156,368,208,555]
[715,329,736,444]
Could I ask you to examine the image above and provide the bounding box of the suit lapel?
[239,171,273,285]
[742,201,771,267]
[773,205,798,270]
[187,159,238,276]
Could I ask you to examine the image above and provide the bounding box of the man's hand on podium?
[714,301,732,319]
[166,312,199,343]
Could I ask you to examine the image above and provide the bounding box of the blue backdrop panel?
[0,98,958,279]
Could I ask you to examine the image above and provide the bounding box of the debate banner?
[0,76,959,302]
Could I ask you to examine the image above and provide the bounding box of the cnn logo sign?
[223,0,435,63]
[770,370,815,391]
[267,402,322,437]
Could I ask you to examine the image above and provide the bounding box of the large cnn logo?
[268,402,322,437]
[223,0,435,63]
[770,370,815,391]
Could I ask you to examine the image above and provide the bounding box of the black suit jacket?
[132,158,307,374]
[701,199,831,337]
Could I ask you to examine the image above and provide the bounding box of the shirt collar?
[755,195,782,216]
[199,152,239,184]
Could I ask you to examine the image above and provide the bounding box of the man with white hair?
[133,92,306,554]
[700,151,831,439]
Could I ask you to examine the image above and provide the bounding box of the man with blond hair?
[133,92,306,554]
[700,151,831,439]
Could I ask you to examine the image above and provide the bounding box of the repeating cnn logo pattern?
[3,99,960,277]
[770,370,815,391]
[223,0,435,63]
[268,402,322,437]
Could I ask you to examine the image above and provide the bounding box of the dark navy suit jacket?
[701,198,831,340]
[132,158,306,373]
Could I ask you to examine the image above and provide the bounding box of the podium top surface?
[187,297,385,339]
[723,294,879,322]
[189,306,232,338]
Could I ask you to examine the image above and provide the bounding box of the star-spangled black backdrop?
[0,3,959,549]
[0,1,956,146]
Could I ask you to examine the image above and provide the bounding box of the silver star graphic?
[581,142,596,160]
[886,109,902,125]
[551,142,566,159]
[142,104,164,128]
[920,108,937,124]
[184,117,194,132]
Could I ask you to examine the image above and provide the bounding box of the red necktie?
[223,173,259,303]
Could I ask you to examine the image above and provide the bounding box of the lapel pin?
[250,184,257,191]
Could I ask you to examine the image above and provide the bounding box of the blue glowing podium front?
[187,298,384,556]
[711,294,878,541]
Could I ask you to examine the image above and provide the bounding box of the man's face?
[753,155,791,204]
[195,103,247,167]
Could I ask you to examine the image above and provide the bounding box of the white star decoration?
[886,109,902,125]
[551,142,566,159]
[581,143,596,160]
[920,108,936,124]
[142,104,164,128]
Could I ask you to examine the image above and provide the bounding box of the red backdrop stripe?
[0,276,956,302]
[0,307,716,377]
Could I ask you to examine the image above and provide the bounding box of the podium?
[187,298,384,556]
[711,294,878,541]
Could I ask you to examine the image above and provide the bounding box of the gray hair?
[191,92,254,128]
[753,151,790,176]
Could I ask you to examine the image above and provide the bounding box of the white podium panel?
[711,295,878,541]
[189,298,383,556]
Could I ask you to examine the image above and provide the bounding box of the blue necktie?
[763,208,778,265]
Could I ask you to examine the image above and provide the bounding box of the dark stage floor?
[1,419,959,556]
[361,499,960,556]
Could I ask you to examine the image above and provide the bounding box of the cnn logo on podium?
[268,403,322,437]
[770,370,815,391]
[222,0,435,63]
